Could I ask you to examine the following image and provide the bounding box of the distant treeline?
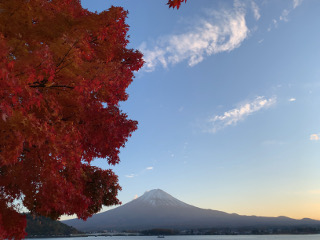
[25,213,320,237]
[141,228,179,235]
[25,214,81,237]
[202,226,320,235]
[138,226,320,236]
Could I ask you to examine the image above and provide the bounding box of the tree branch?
[56,40,78,69]
[29,84,74,89]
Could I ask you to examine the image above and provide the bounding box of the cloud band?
[140,3,249,71]
[208,96,277,133]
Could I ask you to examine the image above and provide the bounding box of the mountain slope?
[63,189,320,232]
[26,214,81,237]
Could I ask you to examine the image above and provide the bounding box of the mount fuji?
[63,189,320,232]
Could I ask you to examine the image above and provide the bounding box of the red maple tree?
[0,0,144,238]
[0,0,188,238]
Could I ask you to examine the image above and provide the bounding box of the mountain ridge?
[63,189,320,232]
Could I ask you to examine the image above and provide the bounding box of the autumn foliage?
[0,0,143,238]
[167,0,187,9]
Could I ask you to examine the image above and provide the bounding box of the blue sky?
[77,0,320,220]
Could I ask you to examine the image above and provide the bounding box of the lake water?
[26,235,320,240]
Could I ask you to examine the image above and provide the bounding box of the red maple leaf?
[167,0,187,9]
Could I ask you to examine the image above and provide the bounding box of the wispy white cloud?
[272,19,278,28]
[251,1,261,20]
[141,3,249,72]
[267,0,303,32]
[126,166,154,178]
[280,0,303,22]
[293,0,303,9]
[208,96,276,133]
[280,9,290,22]
[289,98,296,102]
[125,174,137,178]
[267,19,277,32]
[310,134,320,141]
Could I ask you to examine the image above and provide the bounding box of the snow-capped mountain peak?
[135,189,189,207]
